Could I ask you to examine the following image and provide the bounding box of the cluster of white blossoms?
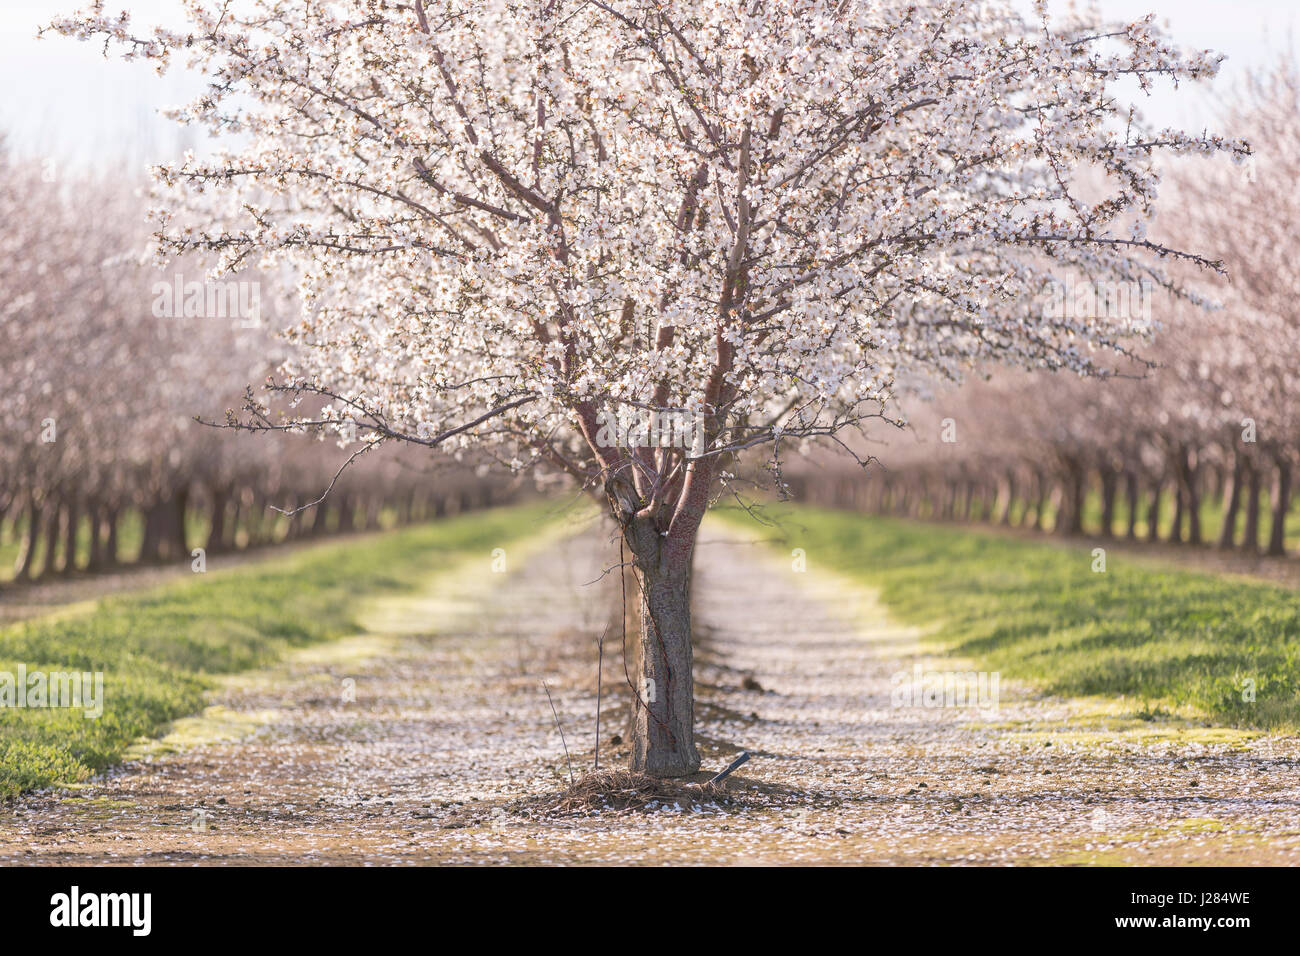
[48,0,1244,537]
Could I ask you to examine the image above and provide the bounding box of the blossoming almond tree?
[52,0,1245,776]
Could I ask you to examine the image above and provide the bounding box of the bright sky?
[1,0,1296,171]
[0,1,201,172]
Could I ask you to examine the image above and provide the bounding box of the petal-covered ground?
[2,516,1298,865]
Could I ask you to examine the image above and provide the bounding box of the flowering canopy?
[50,0,1246,548]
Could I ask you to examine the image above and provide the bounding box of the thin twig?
[542,680,575,786]
[269,440,380,516]
[708,751,752,786]
[594,623,608,771]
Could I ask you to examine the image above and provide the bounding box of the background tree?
[0,144,497,583]
[804,60,1300,560]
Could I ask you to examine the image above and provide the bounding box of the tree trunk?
[1145,482,1163,542]
[1055,463,1084,536]
[1169,480,1185,543]
[1242,464,1262,552]
[61,498,79,575]
[1267,455,1291,557]
[105,507,120,566]
[229,493,246,548]
[249,491,269,544]
[39,502,62,578]
[309,499,328,536]
[87,499,105,572]
[1217,449,1243,550]
[337,493,355,533]
[1045,484,1063,531]
[139,500,166,563]
[1029,472,1047,529]
[1124,472,1139,539]
[994,472,1014,525]
[1180,447,1202,546]
[14,499,41,580]
[207,487,229,553]
[280,497,300,540]
[1098,466,1118,538]
[623,517,700,778]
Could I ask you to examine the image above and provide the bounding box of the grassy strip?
[718,504,1300,730]
[0,502,557,797]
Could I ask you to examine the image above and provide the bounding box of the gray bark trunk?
[623,517,700,778]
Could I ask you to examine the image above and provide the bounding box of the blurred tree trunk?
[1242,462,1262,552]
[104,506,121,566]
[1179,446,1202,546]
[39,500,62,578]
[207,486,230,553]
[1124,472,1139,539]
[13,497,41,580]
[1098,466,1118,538]
[1055,460,1084,536]
[1145,482,1163,543]
[1217,448,1243,550]
[337,493,355,533]
[171,487,190,559]
[86,498,105,572]
[1266,454,1291,557]
[61,498,79,575]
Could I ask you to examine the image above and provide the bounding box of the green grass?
[720,504,1300,731]
[0,502,556,797]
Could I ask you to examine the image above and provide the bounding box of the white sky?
[1,0,1297,172]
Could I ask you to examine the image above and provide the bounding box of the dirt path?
[3,518,1299,865]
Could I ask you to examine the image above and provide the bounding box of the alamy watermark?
[50,886,151,936]
[594,406,705,456]
[890,665,1000,710]
[1043,276,1152,329]
[0,666,104,718]
[152,273,262,328]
